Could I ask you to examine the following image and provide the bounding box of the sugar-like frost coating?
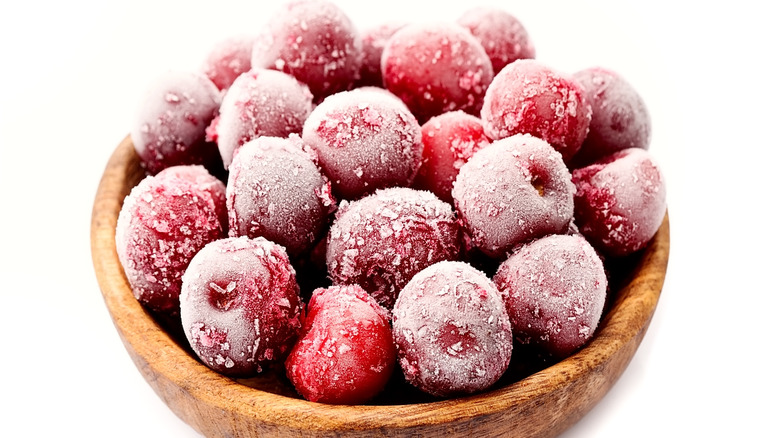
[392,261,512,397]
[413,110,491,203]
[452,134,575,258]
[357,21,407,87]
[157,165,228,230]
[116,168,226,314]
[180,236,302,376]
[571,67,651,166]
[326,187,461,309]
[213,69,313,168]
[201,35,255,91]
[302,88,423,200]
[494,234,607,357]
[251,0,361,101]
[226,136,335,258]
[130,71,222,174]
[286,285,396,404]
[457,7,535,74]
[481,60,591,162]
[381,22,494,122]
[572,148,666,257]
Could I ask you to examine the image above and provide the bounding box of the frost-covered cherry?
[571,67,651,166]
[251,0,361,101]
[393,261,512,397]
[326,187,461,309]
[481,60,591,163]
[130,71,222,175]
[201,35,255,91]
[413,111,491,203]
[286,285,395,404]
[452,134,575,258]
[457,7,535,74]
[381,22,494,122]
[357,21,406,87]
[157,165,228,230]
[494,234,607,357]
[116,168,226,314]
[212,69,313,169]
[180,236,302,376]
[301,88,423,200]
[572,148,666,257]
[226,135,335,258]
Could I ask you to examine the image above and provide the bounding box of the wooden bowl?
[91,136,669,438]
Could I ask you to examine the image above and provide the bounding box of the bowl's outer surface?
[91,136,669,438]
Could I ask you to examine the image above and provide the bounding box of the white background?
[1,0,777,436]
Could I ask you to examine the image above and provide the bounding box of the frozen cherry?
[381,22,494,122]
[457,7,535,74]
[285,285,395,404]
[326,187,461,309]
[494,234,607,357]
[213,69,313,168]
[572,148,666,257]
[393,261,512,397]
[130,71,222,175]
[157,164,228,231]
[357,21,406,87]
[116,168,226,314]
[571,67,651,166]
[452,134,575,258]
[251,0,361,101]
[413,110,491,203]
[180,236,302,376]
[301,88,423,200]
[481,60,591,162]
[226,135,335,258]
[201,35,255,91]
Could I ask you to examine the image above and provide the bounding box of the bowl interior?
[91,136,669,437]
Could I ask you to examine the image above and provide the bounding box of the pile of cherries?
[116,0,666,405]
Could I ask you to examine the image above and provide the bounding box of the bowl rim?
[91,135,669,436]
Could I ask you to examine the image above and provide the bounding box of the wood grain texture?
[91,136,670,437]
